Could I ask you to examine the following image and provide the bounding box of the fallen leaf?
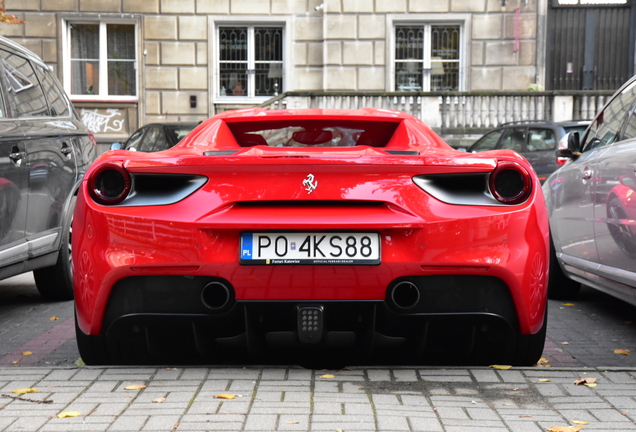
[585,383,597,388]
[11,360,19,365]
[625,321,633,325]
[286,421,300,424]
[574,377,597,386]
[537,358,549,364]
[123,385,146,390]
[57,411,81,418]
[572,420,589,425]
[563,303,575,306]
[21,351,32,356]
[153,398,166,403]
[165,368,178,371]
[504,403,514,406]
[615,349,631,355]
[489,365,512,370]
[49,317,58,321]
[546,425,583,432]
[320,374,336,379]
[538,379,551,382]
[561,342,569,345]
[214,393,237,399]
[519,415,533,418]
[10,388,40,394]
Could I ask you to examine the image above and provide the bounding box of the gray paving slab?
[0,366,634,431]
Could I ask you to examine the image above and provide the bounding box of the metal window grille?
[395,24,461,91]
[218,26,284,98]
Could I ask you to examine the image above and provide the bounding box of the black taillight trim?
[88,163,132,205]
[489,161,532,205]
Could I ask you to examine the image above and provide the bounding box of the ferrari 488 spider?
[73,108,549,367]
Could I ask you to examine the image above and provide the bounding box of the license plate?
[240,232,380,265]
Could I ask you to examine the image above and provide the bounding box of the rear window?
[227,120,399,148]
[563,125,588,136]
[165,124,196,143]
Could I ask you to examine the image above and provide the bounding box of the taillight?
[87,130,98,150]
[489,161,532,205]
[88,163,131,205]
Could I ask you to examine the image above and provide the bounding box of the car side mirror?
[556,132,581,159]
[110,142,122,150]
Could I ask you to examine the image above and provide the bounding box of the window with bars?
[218,26,284,98]
[394,24,461,91]
[66,22,137,99]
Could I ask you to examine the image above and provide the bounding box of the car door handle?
[60,142,73,155]
[9,151,26,161]
[9,149,26,167]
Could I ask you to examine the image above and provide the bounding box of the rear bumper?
[93,274,522,365]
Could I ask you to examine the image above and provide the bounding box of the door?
[0,120,28,262]
[547,4,634,90]
[554,79,636,268]
[0,48,77,256]
[592,92,636,282]
[524,127,559,182]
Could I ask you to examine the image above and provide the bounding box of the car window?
[470,130,504,152]
[33,64,70,117]
[500,128,525,152]
[124,129,144,150]
[0,48,49,118]
[151,129,169,152]
[527,128,556,151]
[622,108,636,141]
[581,80,636,152]
[138,127,160,152]
[164,124,195,145]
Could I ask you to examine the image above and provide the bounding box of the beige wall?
[0,0,540,128]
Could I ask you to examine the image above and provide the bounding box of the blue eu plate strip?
[240,233,253,260]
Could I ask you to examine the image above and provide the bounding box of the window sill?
[70,97,139,104]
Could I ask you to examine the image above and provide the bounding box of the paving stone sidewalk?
[0,366,635,432]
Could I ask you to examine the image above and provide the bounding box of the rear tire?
[33,196,76,301]
[547,234,581,300]
[75,311,108,365]
[513,307,547,366]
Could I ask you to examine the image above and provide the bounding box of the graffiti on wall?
[80,108,126,134]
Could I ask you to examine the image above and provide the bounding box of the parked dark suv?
[467,120,590,182]
[0,36,96,300]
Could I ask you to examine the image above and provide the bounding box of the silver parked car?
[544,75,636,304]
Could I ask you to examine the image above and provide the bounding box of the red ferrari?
[73,108,549,367]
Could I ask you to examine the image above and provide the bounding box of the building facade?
[0,0,633,148]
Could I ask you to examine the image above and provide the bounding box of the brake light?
[489,161,532,205]
[556,157,568,166]
[88,163,131,205]
[87,130,98,150]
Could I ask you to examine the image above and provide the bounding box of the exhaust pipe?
[390,281,420,309]
[201,281,232,310]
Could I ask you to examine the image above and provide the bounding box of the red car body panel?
[73,108,549,366]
